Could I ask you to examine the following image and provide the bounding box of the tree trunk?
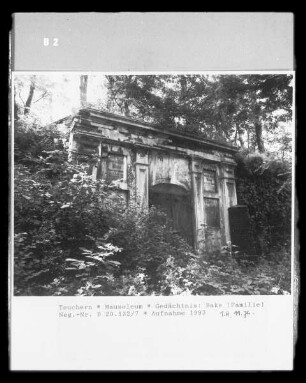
[254,121,265,152]
[80,75,88,108]
[236,124,245,148]
[24,82,35,115]
[124,100,130,116]
[179,76,188,100]
[14,101,19,121]
[238,131,245,148]
[247,128,250,149]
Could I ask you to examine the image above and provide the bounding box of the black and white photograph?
[10,12,295,371]
[13,72,294,297]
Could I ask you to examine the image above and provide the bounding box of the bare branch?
[18,89,25,106]
[33,91,48,104]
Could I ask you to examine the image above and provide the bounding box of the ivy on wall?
[235,151,292,257]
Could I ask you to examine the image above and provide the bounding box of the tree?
[104,74,293,153]
[235,151,291,256]
[14,75,52,119]
[80,75,88,108]
[13,74,292,296]
[240,74,293,153]
[24,77,35,115]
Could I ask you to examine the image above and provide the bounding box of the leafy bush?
[14,159,113,295]
[14,120,194,295]
[235,150,291,257]
[13,119,291,296]
[104,203,192,284]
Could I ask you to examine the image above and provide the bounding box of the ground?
[191,250,292,296]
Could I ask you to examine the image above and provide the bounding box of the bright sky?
[14,74,108,125]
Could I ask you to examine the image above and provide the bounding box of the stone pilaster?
[190,158,205,252]
[220,164,238,243]
[135,151,149,208]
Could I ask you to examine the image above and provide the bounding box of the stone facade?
[68,108,238,254]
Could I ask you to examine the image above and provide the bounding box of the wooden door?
[150,188,193,246]
[204,197,222,253]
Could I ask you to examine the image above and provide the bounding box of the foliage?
[14,75,54,121]
[13,73,293,156]
[105,74,293,153]
[195,251,291,295]
[14,118,194,295]
[13,79,292,297]
[136,250,291,296]
[14,158,113,295]
[103,203,192,283]
[235,150,292,257]
[14,118,110,294]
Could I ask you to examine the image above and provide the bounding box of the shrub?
[14,122,195,295]
[235,151,291,257]
[14,120,291,296]
[97,202,193,288]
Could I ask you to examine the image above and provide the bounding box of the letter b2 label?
[43,38,59,46]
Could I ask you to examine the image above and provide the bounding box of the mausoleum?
[68,108,238,253]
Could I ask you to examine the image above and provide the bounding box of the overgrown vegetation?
[235,150,292,258]
[14,120,194,295]
[105,74,293,154]
[13,121,291,296]
[13,74,293,296]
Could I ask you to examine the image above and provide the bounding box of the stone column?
[68,132,79,161]
[99,143,109,182]
[220,164,238,243]
[135,151,149,208]
[190,158,205,252]
[91,142,102,181]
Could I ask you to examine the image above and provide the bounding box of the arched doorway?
[149,183,194,247]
